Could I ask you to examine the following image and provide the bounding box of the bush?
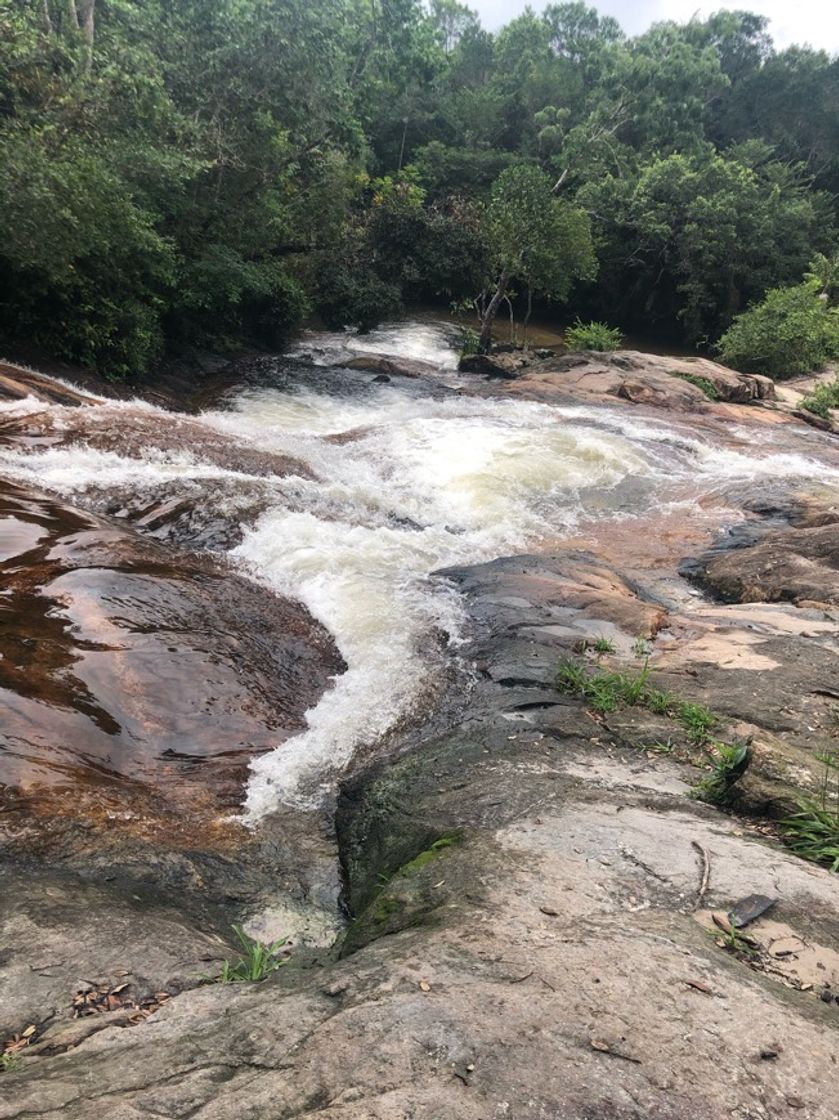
[564,319,623,352]
[801,378,839,420]
[716,282,839,379]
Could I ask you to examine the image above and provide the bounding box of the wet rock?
[0,481,345,845]
[487,350,778,412]
[0,363,100,408]
[458,351,528,378]
[343,354,440,378]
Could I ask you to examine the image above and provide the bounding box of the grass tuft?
[208,924,290,984]
[691,742,750,805]
[782,751,839,870]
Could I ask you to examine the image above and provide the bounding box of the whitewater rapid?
[2,323,838,818]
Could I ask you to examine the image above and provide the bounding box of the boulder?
[695,522,839,606]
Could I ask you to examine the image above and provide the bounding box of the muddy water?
[1,324,838,838]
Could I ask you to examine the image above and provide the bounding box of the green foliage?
[564,319,622,351]
[0,1053,20,1074]
[692,742,750,805]
[783,803,839,871]
[210,925,290,984]
[677,701,718,744]
[459,327,480,356]
[2,0,839,370]
[580,151,833,344]
[558,658,720,748]
[717,281,839,379]
[487,165,596,302]
[671,371,720,400]
[801,378,839,420]
[782,751,839,870]
[589,635,616,654]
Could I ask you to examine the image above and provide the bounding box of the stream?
[2,320,839,833]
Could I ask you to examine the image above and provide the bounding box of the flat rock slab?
[0,481,344,847]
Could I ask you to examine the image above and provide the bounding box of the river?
[1,320,838,830]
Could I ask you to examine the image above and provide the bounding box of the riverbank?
[2,327,839,1115]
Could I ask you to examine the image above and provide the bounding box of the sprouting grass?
[782,751,839,870]
[783,805,839,870]
[712,919,760,958]
[671,371,720,400]
[207,925,290,984]
[557,659,652,714]
[589,635,616,654]
[1,1053,19,1074]
[557,658,718,746]
[691,742,750,805]
[677,701,718,745]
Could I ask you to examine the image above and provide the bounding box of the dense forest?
[2,0,839,375]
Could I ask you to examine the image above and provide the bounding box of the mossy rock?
[338,833,464,956]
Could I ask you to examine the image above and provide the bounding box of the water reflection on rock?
[0,481,344,846]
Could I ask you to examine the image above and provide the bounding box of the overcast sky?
[473,0,839,54]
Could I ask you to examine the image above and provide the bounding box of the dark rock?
[694,522,839,606]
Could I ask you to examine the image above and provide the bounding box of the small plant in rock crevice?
[1,1053,20,1073]
[206,924,290,984]
[691,741,751,805]
[782,751,839,870]
[711,917,760,958]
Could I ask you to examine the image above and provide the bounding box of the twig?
[691,840,711,910]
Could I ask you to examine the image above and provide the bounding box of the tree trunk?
[66,0,79,30]
[523,286,533,349]
[78,0,95,71]
[478,270,509,354]
[41,0,53,34]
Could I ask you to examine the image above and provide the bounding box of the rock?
[458,352,528,378]
[487,350,779,412]
[343,354,441,378]
[695,522,839,606]
[0,480,345,851]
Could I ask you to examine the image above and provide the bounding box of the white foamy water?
[2,322,838,817]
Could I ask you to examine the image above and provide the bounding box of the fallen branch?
[691,840,711,910]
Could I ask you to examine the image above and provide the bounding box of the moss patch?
[671,371,720,400]
[339,831,464,956]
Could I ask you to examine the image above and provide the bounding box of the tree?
[717,280,839,379]
[478,164,595,351]
[579,149,835,343]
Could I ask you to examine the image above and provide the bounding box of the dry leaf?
[418,980,431,992]
[21,1025,36,1039]
[590,1038,611,1053]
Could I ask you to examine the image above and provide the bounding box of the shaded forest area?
[1,0,838,375]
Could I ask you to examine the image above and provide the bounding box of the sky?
[472,0,839,54]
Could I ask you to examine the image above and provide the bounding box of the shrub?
[716,281,839,379]
[564,319,623,352]
[801,377,839,420]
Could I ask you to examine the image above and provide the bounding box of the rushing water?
[2,321,839,821]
